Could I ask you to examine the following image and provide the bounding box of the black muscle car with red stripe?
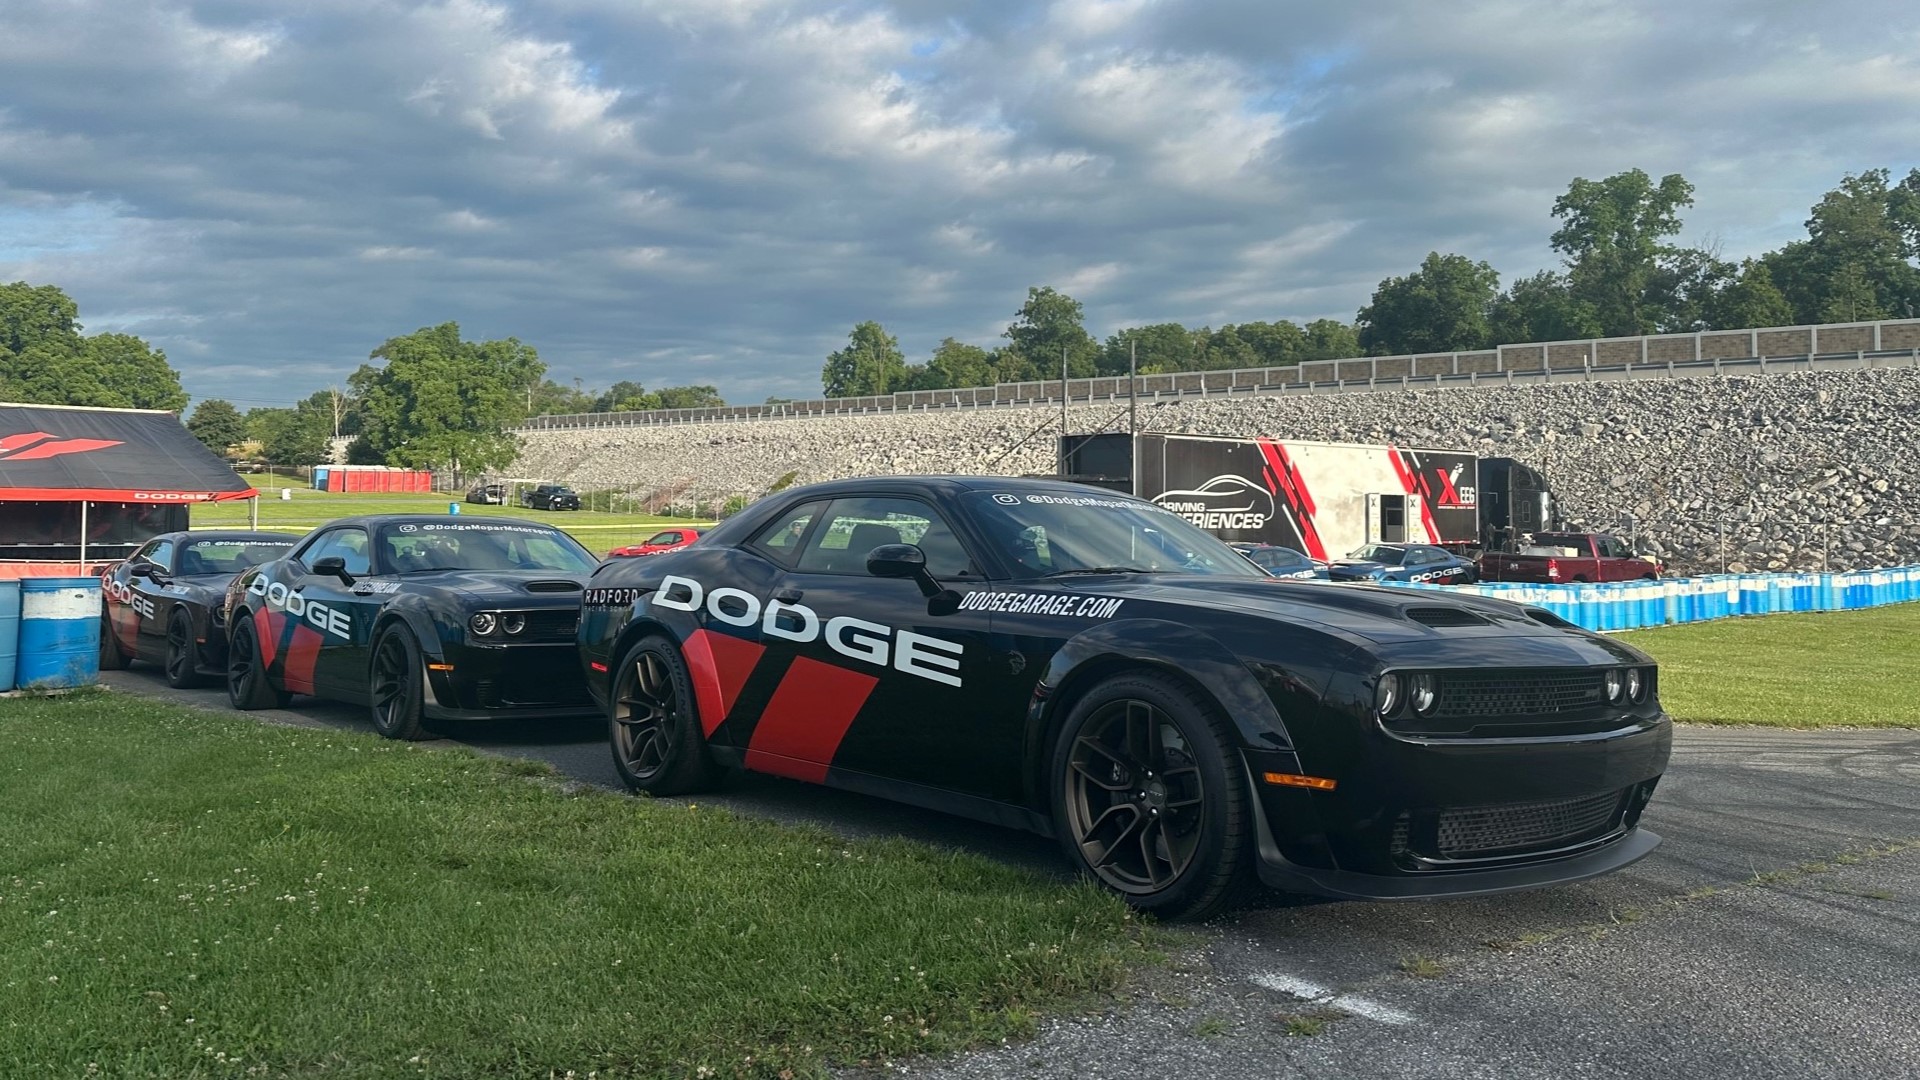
[100,530,299,687]
[578,476,1672,919]
[223,515,599,737]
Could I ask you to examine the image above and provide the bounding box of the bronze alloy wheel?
[613,649,678,780]
[1063,698,1207,893]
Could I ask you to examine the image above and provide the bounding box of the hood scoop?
[1406,606,1492,628]
[523,580,583,593]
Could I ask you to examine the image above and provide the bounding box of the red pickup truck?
[1478,532,1662,583]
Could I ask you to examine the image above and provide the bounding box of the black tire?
[226,614,292,710]
[163,610,206,689]
[98,606,130,671]
[609,636,716,796]
[1049,672,1253,920]
[369,626,434,741]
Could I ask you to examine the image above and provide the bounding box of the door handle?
[771,587,804,603]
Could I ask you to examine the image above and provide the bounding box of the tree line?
[820,166,1920,396]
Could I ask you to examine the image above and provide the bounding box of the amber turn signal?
[1262,771,1337,791]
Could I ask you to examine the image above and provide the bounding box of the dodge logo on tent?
[0,431,124,461]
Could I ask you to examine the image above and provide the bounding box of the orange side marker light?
[1263,772,1337,791]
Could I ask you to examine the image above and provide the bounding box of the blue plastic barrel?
[17,578,102,690]
[0,580,20,691]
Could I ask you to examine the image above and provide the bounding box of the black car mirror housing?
[868,543,960,609]
[311,556,356,586]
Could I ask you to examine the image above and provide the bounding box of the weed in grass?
[1192,1016,1232,1038]
[1398,954,1446,979]
[1275,1007,1347,1037]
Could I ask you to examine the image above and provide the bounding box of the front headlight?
[469,612,498,636]
[1375,673,1402,717]
[1410,673,1438,715]
[1627,667,1647,702]
[1604,668,1626,703]
[502,612,527,635]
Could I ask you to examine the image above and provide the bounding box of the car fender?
[1023,617,1297,811]
[369,594,453,663]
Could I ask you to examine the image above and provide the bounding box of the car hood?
[1064,574,1645,663]
[1328,559,1390,576]
[396,569,589,602]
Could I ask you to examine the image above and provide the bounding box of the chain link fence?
[1652,517,1920,575]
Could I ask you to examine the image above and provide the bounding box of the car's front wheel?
[163,610,205,688]
[98,607,130,671]
[369,626,434,741]
[227,615,292,710]
[1049,672,1253,920]
[609,636,716,796]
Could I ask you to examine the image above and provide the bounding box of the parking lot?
[98,669,1920,1080]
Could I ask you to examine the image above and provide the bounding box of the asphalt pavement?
[96,668,1920,1080]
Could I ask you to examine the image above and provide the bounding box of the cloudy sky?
[2,0,1916,409]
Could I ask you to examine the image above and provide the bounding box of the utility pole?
[1129,337,1138,439]
[1058,345,1069,477]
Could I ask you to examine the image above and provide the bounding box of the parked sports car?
[521,484,582,511]
[578,476,1671,919]
[608,528,703,559]
[224,515,600,737]
[1329,543,1478,584]
[1230,543,1328,580]
[99,530,300,687]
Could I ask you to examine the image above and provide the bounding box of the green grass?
[194,475,710,555]
[0,692,1149,1078]
[1619,603,1920,728]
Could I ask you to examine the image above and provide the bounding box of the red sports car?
[607,528,702,558]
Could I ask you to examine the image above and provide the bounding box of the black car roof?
[303,514,575,529]
[760,475,1152,499]
[155,530,304,545]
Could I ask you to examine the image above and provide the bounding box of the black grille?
[524,610,578,642]
[1436,790,1624,858]
[1437,669,1606,717]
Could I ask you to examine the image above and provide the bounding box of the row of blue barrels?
[1384,566,1920,632]
[0,577,103,692]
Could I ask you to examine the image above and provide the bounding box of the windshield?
[962,490,1265,579]
[376,522,596,574]
[1347,544,1407,565]
[180,538,298,574]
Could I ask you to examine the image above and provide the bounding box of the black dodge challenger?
[224,515,600,737]
[578,477,1672,919]
[100,530,301,687]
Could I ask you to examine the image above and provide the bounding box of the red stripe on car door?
[680,628,765,736]
[743,656,879,784]
[252,607,278,668]
[281,625,323,695]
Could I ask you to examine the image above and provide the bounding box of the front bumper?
[1245,715,1671,899]
[422,642,596,721]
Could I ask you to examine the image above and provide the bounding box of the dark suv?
[522,483,582,511]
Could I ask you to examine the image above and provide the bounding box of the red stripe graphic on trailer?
[743,656,879,784]
[1386,448,1442,543]
[680,629,766,736]
[281,625,324,695]
[1256,440,1328,560]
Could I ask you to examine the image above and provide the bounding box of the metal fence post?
[1717,520,1726,574]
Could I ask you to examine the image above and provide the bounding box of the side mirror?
[130,563,156,579]
[311,556,355,585]
[867,542,953,605]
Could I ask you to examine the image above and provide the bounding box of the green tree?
[1550,169,1696,336]
[1764,168,1920,323]
[821,321,908,397]
[246,406,330,467]
[1300,319,1360,361]
[1103,323,1200,375]
[0,281,186,410]
[1223,321,1308,368]
[350,322,542,473]
[1704,260,1795,330]
[186,399,246,455]
[592,380,662,412]
[999,287,1098,381]
[906,338,994,390]
[1356,252,1500,355]
[526,379,595,416]
[655,385,727,409]
[1489,271,1603,344]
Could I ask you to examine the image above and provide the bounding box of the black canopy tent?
[0,402,257,575]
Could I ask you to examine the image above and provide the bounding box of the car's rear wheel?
[164,610,205,688]
[1050,672,1252,920]
[609,636,715,796]
[369,626,433,741]
[227,615,291,710]
[98,606,129,671]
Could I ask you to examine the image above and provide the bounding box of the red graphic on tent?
[0,431,124,461]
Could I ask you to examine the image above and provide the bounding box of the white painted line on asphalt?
[1251,972,1417,1026]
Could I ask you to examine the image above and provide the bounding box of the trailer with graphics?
[1057,432,1548,561]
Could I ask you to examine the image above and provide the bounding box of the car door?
[108,537,170,660]
[746,494,1006,800]
[280,526,374,699]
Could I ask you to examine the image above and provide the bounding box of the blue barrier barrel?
[0,580,19,691]
[17,578,101,690]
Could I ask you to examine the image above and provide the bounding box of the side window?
[750,500,828,564]
[1408,548,1437,565]
[1600,536,1632,559]
[795,497,978,579]
[301,528,372,576]
[143,539,176,573]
